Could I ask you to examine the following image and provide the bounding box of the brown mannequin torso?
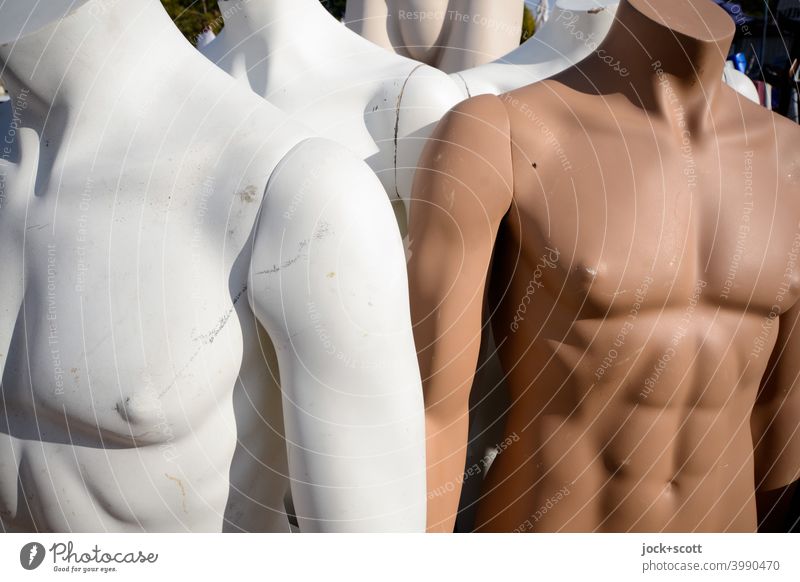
[408,0,800,532]
[479,81,799,533]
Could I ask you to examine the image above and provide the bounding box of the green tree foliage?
[521,5,536,43]
[161,0,348,45]
[162,1,538,46]
[161,0,222,44]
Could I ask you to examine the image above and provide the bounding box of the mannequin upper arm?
[406,94,513,406]
[246,137,426,531]
[753,299,800,491]
[754,122,800,490]
[407,94,514,269]
[247,136,424,411]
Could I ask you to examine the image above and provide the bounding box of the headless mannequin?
[456,0,760,103]
[450,0,759,533]
[201,0,465,229]
[408,0,800,532]
[455,0,619,96]
[344,0,525,74]
[0,0,425,533]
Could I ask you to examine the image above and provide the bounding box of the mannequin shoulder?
[417,95,515,211]
[422,94,514,184]
[395,62,467,110]
[771,109,800,152]
[248,137,402,314]
[358,58,466,134]
[432,93,513,144]
[735,105,800,196]
[772,112,800,182]
[216,102,316,184]
[733,98,800,163]
[258,137,395,228]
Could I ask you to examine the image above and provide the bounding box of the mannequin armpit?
[407,95,513,532]
[753,299,800,492]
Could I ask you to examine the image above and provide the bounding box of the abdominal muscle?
[0,409,237,532]
[475,308,769,532]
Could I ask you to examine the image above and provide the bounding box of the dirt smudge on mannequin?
[165,473,188,514]
[237,185,258,203]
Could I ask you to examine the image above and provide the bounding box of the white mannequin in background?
[534,0,555,24]
[456,0,760,103]
[455,0,619,95]
[195,26,216,49]
[724,60,760,104]
[0,0,425,533]
[201,0,465,227]
[344,0,526,74]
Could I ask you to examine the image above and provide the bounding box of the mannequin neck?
[220,0,338,45]
[0,0,195,132]
[534,4,617,60]
[596,0,734,123]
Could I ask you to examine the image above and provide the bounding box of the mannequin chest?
[0,160,262,444]
[504,98,800,317]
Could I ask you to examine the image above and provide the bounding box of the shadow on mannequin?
[455,0,759,104]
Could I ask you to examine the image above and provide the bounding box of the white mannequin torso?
[201,0,466,224]
[0,0,425,533]
[455,0,619,96]
[344,0,526,74]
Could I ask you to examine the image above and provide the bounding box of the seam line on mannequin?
[454,73,472,99]
[393,63,426,200]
